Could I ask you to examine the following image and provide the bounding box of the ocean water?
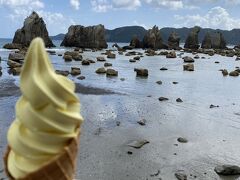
[1,39,240,179]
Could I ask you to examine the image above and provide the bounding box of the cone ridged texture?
[4,132,80,180]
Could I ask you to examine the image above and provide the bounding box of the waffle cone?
[3,132,80,180]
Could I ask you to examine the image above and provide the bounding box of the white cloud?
[145,0,183,10]
[70,0,80,10]
[91,0,112,12]
[112,0,141,10]
[174,6,240,30]
[0,0,44,8]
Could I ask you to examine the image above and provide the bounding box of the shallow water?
[0,40,240,179]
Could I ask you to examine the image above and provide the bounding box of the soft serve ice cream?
[7,38,83,179]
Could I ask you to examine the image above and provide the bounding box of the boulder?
[8,53,25,62]
[8,67,22,76]
[82,60,90,65]
[214,165,240,175]
[183,56,194,63]
[63,55,72,62]
[11,11,54,47]
[106,69,118,76]
[183,64,194,71]
[142,25,167,49]
[96,67,106,74]
[55,70,70,76]
[134,68,148,77]
[201,32,212,49]
[97,56,106,62]
[229,70,239,76]
[7,60,22,68]
[221,69,228,76]
[168,32,180,50]
[61,24,108,49]
[107,53,116,59]
[166,51,176,58]
[130,36,142,48]
[104,62,112,67]
[184,26,200,49]
[70,67,81,76]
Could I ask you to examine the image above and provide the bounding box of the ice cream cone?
[4,131,80,180]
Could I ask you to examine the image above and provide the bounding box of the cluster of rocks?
[7,52,25,75]
[220,68,240,77]
[95,67,118,76]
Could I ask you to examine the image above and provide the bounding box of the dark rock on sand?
[177,137,188,143]
[159,97,169,101]
[7,60,22,68]
[77,76,86,80]
[61,24,107,49]
[214,165,240,175]
[173,81,178,84]
[143,25,167,49]
[133,56,141,60]
[129,59,136,63]
[175,171,187,180]
[127,140,149,149]
[160,67,168,71]
[135,68,148,77]
[130,36,142,48]
[168,32,180,50]
[95,67,106,74]
[183,56,194,63]
[156,80,162,85]
[229,70,239,77]
[97,56,106,62]
[12,11,54,47]
[137,119,146,126]
[107,53,116,59]
[55,70,70,76]
[176,98,183,102]
[63,54,72,62]
[104,62,112,67]
[183,64,194,71]
[71,67,81,76]
[221,69,228,76]
[166,51,176,58]
[8,53,24,62]
[82,60,90,65]
[210,104,219,108]
[106,69,118,76]
[184,26,200,49]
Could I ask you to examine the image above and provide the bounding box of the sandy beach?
[1,45,240,180]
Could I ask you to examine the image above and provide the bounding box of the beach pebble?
[214,165,240,175]
[127,140,149,149]
[175,171,187,180]
[95,67,106,74]
[156,80,162,85]
[177,137,188,143]
[106,69,118,76]
[176,98,183,102]
[160,67,168,71]
[159,97,169,101]
[137,119,146,126]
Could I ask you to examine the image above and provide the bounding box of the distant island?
[51,26,240,45]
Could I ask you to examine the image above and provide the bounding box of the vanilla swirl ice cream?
[7,38,83,179]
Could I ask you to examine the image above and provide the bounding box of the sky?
[1,0,240,38]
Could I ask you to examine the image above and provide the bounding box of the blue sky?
[1,0,240,38]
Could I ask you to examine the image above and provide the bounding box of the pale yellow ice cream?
[7,38,83,179]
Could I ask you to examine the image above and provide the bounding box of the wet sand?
[1,47,240,180]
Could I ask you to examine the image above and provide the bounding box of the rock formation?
[211,32,227,49]
[201,32,212,49]
[201,32,227,49]
[130,36,142,48]
[61,24,108,49]
[184,26,200,49]
[11,11,54,47]
[142,26,167,49]
[168,32,180,50]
